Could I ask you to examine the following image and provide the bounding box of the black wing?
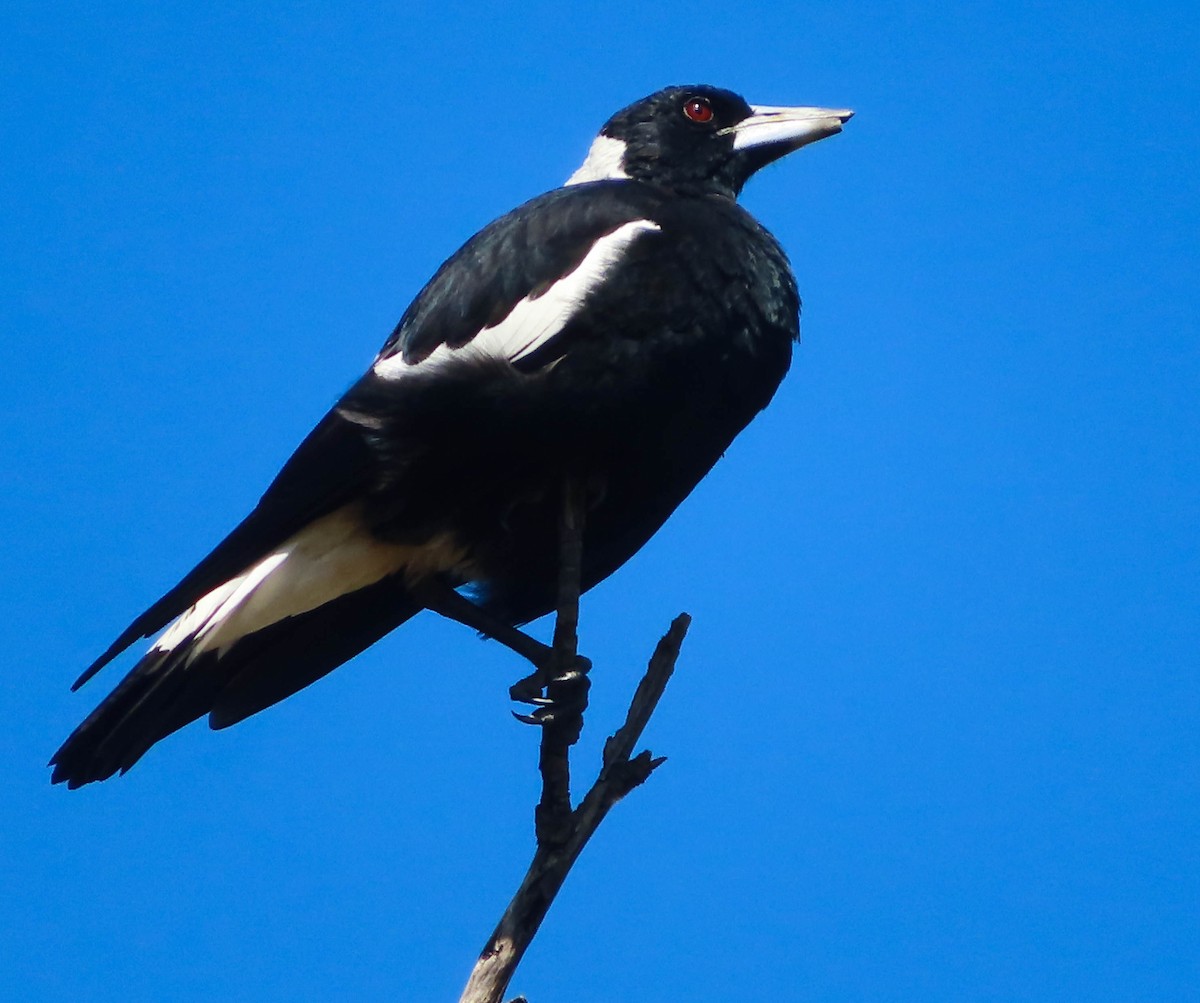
[73,409,376,688]
[75,181,668,689]
[375,181,669,368]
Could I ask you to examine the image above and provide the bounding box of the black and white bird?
[51,85,852,788]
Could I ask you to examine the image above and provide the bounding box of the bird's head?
[566,85,853,199]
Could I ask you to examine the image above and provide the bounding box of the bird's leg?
[527,477,591,841]
[409,577,558,669]
[410,476,593,728]
[517,477,591,734]
[410,574,591,714]
[408,571,549,657]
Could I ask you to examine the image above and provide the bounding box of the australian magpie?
[50,85,852,788]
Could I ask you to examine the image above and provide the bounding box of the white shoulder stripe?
[373,218,660,380]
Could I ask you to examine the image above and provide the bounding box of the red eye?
[683,97,714,123]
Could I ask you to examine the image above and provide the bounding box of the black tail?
[50,574,421,788]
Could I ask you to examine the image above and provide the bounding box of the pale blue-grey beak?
[728,104,855,152]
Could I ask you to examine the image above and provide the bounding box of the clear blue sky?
[4,3,1197,1000]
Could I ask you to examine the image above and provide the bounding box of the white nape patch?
[564,135,629,185]
[373,218,660,380]
[149,508,471,662]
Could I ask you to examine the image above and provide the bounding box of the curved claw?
[509,690,589,727]
[550,663,591,682]
[511,707,577,728]
[508,650,592,729]
[509,654,592,700]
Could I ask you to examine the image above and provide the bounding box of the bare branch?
[458,597,691,1003]
[535,478,589,843]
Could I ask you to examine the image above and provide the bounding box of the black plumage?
[51,85,851,787]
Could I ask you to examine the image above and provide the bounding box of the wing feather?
[74,409,375,688]
[374,183,666,373]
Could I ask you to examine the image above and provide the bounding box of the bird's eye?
[683,97,714,123]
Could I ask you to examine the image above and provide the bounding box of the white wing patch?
[564,135,629,186]
[152,577,247,654]
[373,218,660,380]
[150,508,471,663]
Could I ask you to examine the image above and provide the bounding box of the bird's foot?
[510,654,592,732]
